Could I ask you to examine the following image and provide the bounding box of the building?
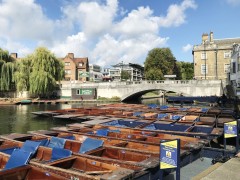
[192,32,240,80]
[62,53,89,82]
[105,62,144,81]
[89,64,103,82]
[229,44,240,96]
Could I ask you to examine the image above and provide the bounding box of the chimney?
[68,53,74,59]
[210,31,214,43]
[10,53,18,59]
[202,33,208,44]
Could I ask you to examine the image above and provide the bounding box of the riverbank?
[0,98,121,105]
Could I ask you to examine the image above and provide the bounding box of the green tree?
[14,58,32,92]
[28,47,64,97]
[121,70,131,80]
[177,61,194,80]
[0,48,15,91]
[144,48,179,80]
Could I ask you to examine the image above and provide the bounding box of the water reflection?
[0,99,170,135]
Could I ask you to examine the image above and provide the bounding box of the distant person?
[221,94,227,107]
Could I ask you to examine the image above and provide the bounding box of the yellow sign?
[224,121,237,138]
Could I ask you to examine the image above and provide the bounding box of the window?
[201,64,208,74]
[224,64,230,73]
[65,62,70,66]
[224,52,231,59]
[78,62,84,67]
[65,70,71,75]
[201,52,207,60]
[76,89,80,95]
[232,62,236,73]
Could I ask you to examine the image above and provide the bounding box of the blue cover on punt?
[148,104,158,109]
[0,147,19,155]
[3,149,32,170]
[159,105,168,110]
[79,138,104,154]
[37,139,49,147]
[21,140,42,155]
[157,114,168,119]
[96,129,109,136]
[49,147,72,162]
[62,136,75,140]
[48,137,66,149]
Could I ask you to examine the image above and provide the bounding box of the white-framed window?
[65,62,70,66]
[65,70,71,75]
[201,52,207,60]
[201,64,208,74]
[224,64,230,73]
[76,89,81,95]
[224,52,231,59]
[78,62,84,67]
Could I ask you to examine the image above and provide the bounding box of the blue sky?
[0,0,240,67]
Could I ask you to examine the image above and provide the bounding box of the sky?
[0,0,240,67]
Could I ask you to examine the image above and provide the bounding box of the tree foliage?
[177,61,194,80]
[29,47,64,96]
[14,58,31,92]
[121,70,131,80]
[0,48,15,91]
[144,48,179,80]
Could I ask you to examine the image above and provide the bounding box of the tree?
[28,47,64,97]
[177,61,194,80]
[144,48,179,80]
[121,70,131,80]
[0,48,15,91]
[14,58,32,92]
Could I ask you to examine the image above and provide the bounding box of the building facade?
[105,63,144,81]
[192,32,240,80]
[89,64,103,82]
[62,53,89,82]
[229,44,240,96]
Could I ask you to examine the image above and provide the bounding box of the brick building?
[62,53,89,82]
[192,32,240,80]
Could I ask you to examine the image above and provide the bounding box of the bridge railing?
[61,80,224,88]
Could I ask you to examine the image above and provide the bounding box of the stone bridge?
[61,80,225,102]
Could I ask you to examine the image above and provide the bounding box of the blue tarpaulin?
[49,147,72,162]
[79,138,103,154]
[3,149,32,170]
[48,137,66,149]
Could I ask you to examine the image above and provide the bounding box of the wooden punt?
[50,126,207,151]
[0,138,138,180]
[0,152,68,180]
[0,134,159,169]
[216,114,236,127]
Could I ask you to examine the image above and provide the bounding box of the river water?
[0,98,167,134]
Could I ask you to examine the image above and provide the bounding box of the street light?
[121,61,123,81]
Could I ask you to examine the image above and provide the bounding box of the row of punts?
[0,103,238,179]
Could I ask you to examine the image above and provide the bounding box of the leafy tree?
[14,58,32,92]
[0,48,15,91]
[28,47,64,97]
[177,61,194,80]
[121,70,131,80]
[144,48,179,80]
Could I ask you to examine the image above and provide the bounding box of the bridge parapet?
[60,80,225,101]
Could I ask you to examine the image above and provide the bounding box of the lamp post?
[215,47,218,80]
[120,61,123,81]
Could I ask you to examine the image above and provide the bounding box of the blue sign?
[224,121,237,138]
[160,140,178,169]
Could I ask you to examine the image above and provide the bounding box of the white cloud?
[182,44,193,52]
[92,34,168,67]
[51,32,88,57]
[0,0,196,65]
[158,0,197,27]
[226,0,240,6]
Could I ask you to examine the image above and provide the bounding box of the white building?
[229,44,240,96]
[89,64,103,82]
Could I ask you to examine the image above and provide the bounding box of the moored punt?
[0,137,151,179]
[0,152,68,180]
[50,126,207,152]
